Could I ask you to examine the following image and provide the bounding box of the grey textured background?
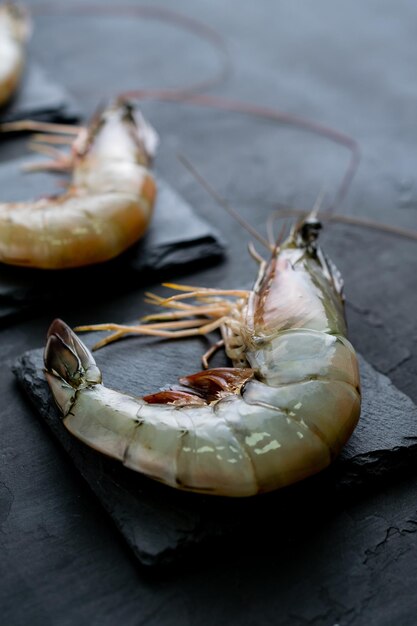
[1,1,417,624]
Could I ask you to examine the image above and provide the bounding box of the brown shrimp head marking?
[0,100,158,269]
[44,217,361,497]
[249,216,346,340]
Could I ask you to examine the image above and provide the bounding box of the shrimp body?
[0,100,158,268]
[44,218,360,496]
[0,2,29,107]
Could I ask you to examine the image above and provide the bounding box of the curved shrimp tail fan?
[44,319,102,416]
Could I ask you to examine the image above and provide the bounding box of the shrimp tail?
[44,319,102,415]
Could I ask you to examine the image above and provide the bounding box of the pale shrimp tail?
[44,320,258,496]
[44,319,102,414]
[44,320,360,497]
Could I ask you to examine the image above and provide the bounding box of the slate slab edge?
[13,348,417,568]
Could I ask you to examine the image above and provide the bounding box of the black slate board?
[0,62,79,123]
[0,156,224,324]
[14,329,417,567]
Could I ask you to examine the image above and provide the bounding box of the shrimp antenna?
[310,187,327,220]
[123,92,360,215]
[33,4,231,97]
[296,188,327,229]
[271,202,417,242]
[178,153,273,252]
[272,221,288,255]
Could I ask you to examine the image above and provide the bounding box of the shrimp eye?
[121,100,136,123]
[300,219,322,245]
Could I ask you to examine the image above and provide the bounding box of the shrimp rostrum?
[0,1,30,107]
[44,216,360,497]
[0,99,158,268]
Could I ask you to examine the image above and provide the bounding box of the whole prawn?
[0,2,30,107]
[0,99,158,268]
[44,214,360,497]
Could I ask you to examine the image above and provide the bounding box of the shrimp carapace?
[0,2,30,107]
[45,217,361,497]
[0,99,158,269]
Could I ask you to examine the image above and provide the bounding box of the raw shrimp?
[0,99,158,268]
[0,2,30,107]
[44,215,360,497]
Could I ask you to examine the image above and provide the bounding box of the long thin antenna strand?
[0,120,82,134]
[32,4,231,97]
[121,91,360,215]
[178,154,273,251]
[32,5,359,215]
[310,188,327,219]
[271,205,417,242]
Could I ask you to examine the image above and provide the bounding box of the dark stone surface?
[1,0,417,623]
[0,62,79,123]
[13,332,417,566]
[0,156,224,325]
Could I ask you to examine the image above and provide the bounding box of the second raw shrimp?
[0,99,158,269]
